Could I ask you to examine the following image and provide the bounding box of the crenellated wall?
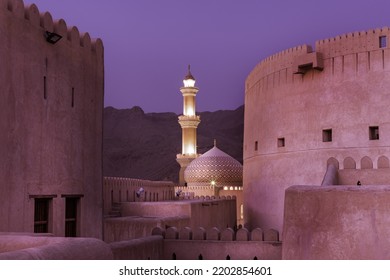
[244,27,390,234]
[0,0,104,238]
[151,226,281,260]
[103,197,237,243]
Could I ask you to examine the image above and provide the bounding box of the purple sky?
[25,0,390,113]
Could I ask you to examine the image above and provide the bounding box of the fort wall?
[110,236,163,260]
[152,226,281,260]
[103,197,236,243]
[0,234,112,259]
[244,27,390,233]
[0,0,104,238]
[103,177,175,215]
[283,185,390,259]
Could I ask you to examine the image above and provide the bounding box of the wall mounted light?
[45,31,62,44]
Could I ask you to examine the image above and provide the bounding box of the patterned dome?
[184,146,243,186]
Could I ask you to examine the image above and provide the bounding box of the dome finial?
[214,139,217,147]
[184,64,195,81]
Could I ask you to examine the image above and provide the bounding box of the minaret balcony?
[178,115,201,128]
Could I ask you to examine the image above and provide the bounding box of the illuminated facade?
[176,66,201,185]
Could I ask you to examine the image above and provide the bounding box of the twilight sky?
[25,0,390,113]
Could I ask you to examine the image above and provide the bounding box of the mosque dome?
[184,145,243,186]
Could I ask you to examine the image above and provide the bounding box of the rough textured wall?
[157,227,281,260]
[283,185,390,259]
[0,0,104,238]
[244,27,390,233]
[0,235,112,259]
[110,236,164,260]
[104,216,191,243]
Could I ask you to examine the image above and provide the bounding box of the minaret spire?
[176,66,201,185]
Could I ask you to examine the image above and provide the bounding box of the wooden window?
[65,197,79,237]
[34,198,50,233]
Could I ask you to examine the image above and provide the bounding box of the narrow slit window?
[43,76,47,100]
[369,126,379,140]
[277,137,285,148]
[71,87,75,108]
[380,36,387,48]
[254,141,258,151]
[322,129,332,142]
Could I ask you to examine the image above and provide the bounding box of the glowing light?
[186,145,195,155]
[185,106,194,116]
[183,78,195,87]
[211,180,216,186]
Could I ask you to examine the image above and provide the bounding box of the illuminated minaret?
[176,65,201,185]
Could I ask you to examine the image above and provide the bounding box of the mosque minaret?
[176,65,201,185]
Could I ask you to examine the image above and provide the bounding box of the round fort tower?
[244,27,390,234]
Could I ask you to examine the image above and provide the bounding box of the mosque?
[1,0,390,260]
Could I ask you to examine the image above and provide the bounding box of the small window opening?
[369,126,379,140]
[380,36,387,48]
[254,141,258,151]
[322,129,332,142]
[34,198,51,233]
[65,197,79,237]
[226,255,231,260]
[198,254,203,260]
[277,137,285,147]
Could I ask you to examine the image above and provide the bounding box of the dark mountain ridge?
[103,105,244,183]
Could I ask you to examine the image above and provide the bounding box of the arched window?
[198,254,203,260]
[172,253,176,260]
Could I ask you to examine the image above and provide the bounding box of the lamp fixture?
[45,31,62,44]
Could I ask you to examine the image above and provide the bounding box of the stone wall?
[244,27,390,233]
[104,197,237,243]
[152,226,281,260]
[110,236,163,260]
[283,185,390,259]
[0,234,112,259]
[0,0,104,238]
[104,177,175,215]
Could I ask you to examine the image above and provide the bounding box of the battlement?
[152,226,279,242]
[104,176,174,189]
[246,27,390,91]
[1,0,103,54]
[246,44,311,88]
[315,27,390,59]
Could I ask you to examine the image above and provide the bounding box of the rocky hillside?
[103,105,244,183]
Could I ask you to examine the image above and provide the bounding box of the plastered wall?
[244,27,390,233]
[0,0,104,238]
